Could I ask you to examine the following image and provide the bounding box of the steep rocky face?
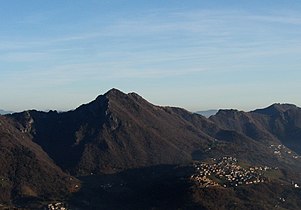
[0,116,77,203]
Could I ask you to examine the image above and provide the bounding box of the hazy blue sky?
[1,0,301,112]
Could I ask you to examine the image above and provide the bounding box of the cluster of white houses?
[269,144,300,159]
[46,202,67,210]
[191,156,269,188]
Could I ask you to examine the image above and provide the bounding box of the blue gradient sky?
[1,0,301,112]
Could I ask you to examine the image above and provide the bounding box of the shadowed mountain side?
[0,116,78,204]
[210,104,301,154]
[252,104,301,154]
[70,165,301,210]
[191,182,301,210]
[70,165,198,210]
[8,90,301,177]
[164,107,301,170]
[10,89,213,175]
[210,109,279,144]
[3,89,301,209]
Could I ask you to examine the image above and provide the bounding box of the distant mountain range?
[196,109,218,118]
[1,89,301,209]
[0,109,12,115]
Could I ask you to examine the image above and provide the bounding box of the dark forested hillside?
[9,89,214,175]
[0,116,78,206]
[2,89,301,209]
[210,104,301,154]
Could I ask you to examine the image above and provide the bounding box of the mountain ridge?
[2,89,301,209]
[9,89,212,175]
[7,89,301,174]
[211,103,301,154]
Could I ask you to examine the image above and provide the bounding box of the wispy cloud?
[2,8,301,86]
[248,14,301,25]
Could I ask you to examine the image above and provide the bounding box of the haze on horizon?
[1,0,301,112]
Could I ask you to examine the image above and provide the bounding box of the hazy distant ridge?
[196,109,218,118]
[0,109,12,115]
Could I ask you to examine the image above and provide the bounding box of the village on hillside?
[269,144,300,160]
[46,202,68,210]
[190,156,272,188]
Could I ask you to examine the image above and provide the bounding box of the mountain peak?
[253,103,297,116]
[101,89,148,106]
[104,88,125,97]
[270,103,296,111]
[77,89,148,119]
[92,88,126,105]
[101,88,131,103]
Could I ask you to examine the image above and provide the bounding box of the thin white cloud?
[2,8,301,84]
[248,14,301,25]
